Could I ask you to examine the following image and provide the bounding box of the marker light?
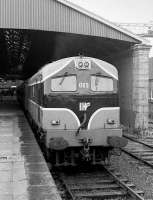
[107,119,115,125]
[51,120,60,125]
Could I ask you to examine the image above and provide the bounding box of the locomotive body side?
[19,57,127,165]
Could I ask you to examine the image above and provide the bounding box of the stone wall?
[132,44,150,129]
[112,44,151,130]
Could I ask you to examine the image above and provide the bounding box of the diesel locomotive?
[17,56,127,166]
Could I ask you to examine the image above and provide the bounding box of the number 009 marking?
[78,82,89,89]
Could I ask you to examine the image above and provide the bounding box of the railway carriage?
[17,56,127,166]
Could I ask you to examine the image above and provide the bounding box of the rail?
[56,165,144,200]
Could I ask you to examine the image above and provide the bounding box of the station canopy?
[0,0,147,79]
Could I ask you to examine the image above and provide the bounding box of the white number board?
[78,82,89,89]
[75,59,91,70]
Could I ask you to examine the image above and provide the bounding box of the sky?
[68,0,153,23]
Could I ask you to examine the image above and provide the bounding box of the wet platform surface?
[0,103,61,200]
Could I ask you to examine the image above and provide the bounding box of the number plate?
[75,60,91,70]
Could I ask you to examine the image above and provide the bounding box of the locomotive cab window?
[91,75,113,92]
[51,75,77,92]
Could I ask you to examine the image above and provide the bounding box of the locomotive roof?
[28,57,118,85]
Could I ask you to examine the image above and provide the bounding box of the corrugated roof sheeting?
[0,0,139,42]
[69,10,91,35]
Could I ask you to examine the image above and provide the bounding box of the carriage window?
[51,75,77,91]
[91,76,113,91]
[32,85,35,97]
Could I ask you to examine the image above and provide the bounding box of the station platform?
[0,103,62,200]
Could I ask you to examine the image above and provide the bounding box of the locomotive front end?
[41,56,127,165]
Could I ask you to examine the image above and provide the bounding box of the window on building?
[150,90,153,100]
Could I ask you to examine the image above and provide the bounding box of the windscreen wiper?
[59,72,68,85]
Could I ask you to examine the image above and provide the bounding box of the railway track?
[55,165,144,200]
[122,135,153,168]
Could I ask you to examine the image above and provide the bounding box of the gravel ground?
[110,152,153,200]
[51,151,153,200]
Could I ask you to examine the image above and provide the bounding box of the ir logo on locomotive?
[79,102,91,111]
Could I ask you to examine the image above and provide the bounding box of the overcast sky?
[68,0,153,23]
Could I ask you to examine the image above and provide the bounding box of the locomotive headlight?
[78,61,83,67]
[51,120,60,125]
[84,61,89,68]
[107,119,115,125]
